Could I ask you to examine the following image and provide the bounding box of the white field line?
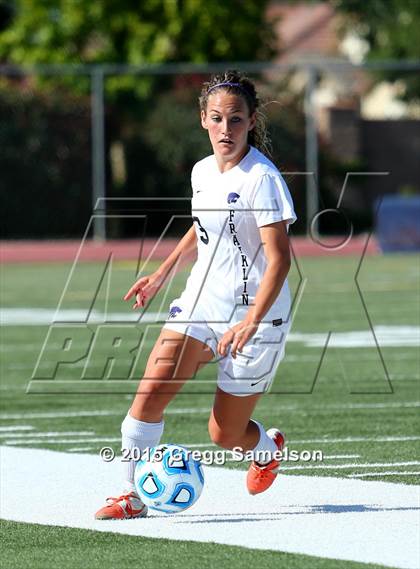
[1,310,419,347]
[281,461,420,472]
[323,455,361,459]
[3,360,420,381]
[1,446,419,569]
[0,410,125,419]
[0,431,95,439]
[284,353,418,362]
[1,345,48,352]
[0,309,169,325]
[258,402,420,411]
[287,327,420,348]
[24,380,419,389]
[395,377,420,381]
[290,435,420,444]
[67,447,96,452]
[349,471,420,478]
[2,434,420,447]
[1,401,419,421]
[3,438,214,446]
[325,402,420,409]
[3,437,129,445]
[0,425,34,432]
[22,364,420,374]
[0,340,162,352]
[0,408,211,419]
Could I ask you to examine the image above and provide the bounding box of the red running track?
[0,235,379,264]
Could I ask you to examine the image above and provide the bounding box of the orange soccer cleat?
[95,491,148,520]
[246,428,285,495]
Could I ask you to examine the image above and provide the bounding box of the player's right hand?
[123,272,165,310]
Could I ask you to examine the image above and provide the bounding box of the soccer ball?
[134,444,204,514]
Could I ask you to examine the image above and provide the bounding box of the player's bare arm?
[124,225,197,309]
[217,220,291,358]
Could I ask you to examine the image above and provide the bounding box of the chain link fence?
[1,61,419,241]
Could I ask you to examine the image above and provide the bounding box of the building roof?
[267,1,339,62]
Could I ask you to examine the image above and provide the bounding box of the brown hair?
[199,70,271,157]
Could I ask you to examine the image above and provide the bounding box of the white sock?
[251,420,278,465]
[121,412,164,493]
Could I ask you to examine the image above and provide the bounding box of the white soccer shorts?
[162,304,290,396]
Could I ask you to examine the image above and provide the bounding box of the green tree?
[0,0,274,65]
[0,0,282,238]
[333,0,420,101]
[0,0,276,100]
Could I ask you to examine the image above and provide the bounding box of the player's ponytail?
[199,70,272,158]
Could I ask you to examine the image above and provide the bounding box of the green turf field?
[1,253,419,568]
[0,520,387,569]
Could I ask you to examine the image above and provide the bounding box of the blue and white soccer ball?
[134,444,204,514]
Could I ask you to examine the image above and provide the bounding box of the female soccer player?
[95,70,296,519]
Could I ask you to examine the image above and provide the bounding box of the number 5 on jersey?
[192,216,209,245]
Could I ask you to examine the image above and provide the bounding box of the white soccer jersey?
[169,145,297,334]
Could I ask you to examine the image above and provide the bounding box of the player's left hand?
[217,318,259,359]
